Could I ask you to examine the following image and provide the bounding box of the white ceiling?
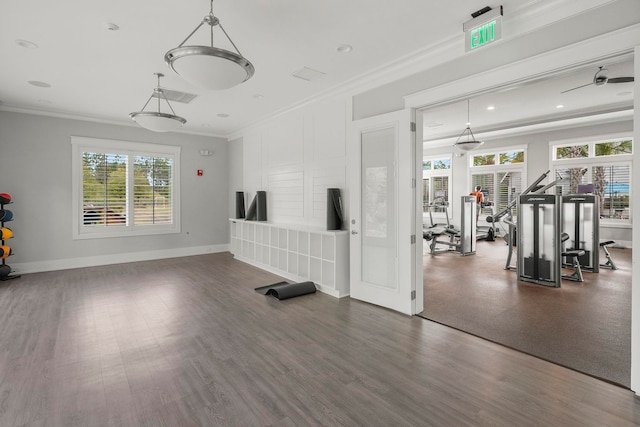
[0,1,632,138]
[422,56,635,145]
[0,0,556,137]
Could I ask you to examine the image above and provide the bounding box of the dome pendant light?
[164,0,255,90]
[454,99,484,151]
[129,73,187,132]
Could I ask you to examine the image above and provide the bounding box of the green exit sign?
[464,7,503,52]
[470,20,497,49]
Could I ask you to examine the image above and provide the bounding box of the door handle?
[351,230,358,235]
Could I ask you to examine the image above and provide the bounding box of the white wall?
[237,96,349,229]
[0,111,230,273]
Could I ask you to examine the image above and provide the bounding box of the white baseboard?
[606,240,632,249]
[11,244,230,274]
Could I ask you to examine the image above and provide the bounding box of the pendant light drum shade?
[453,100,484,151]
[165,46,254,91]
[164,0,255,91]
[129,73,187,133]
[129,111,186,133]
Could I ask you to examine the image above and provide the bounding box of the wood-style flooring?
[1,252,639,426]
[421,238,631,387]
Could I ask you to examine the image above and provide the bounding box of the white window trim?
[468,145,528,189]
[71,136,181,240]
[468,144,528,168]
[423,155,452,221]
[549,132,633,227]
[549,132,633,162]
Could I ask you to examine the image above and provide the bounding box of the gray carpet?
[419,238,631,388]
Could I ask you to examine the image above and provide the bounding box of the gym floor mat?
[255,281,316,300]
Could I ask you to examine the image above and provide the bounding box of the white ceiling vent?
[292,67,326,82]
[425,121,444,128]
[152,88,198,104]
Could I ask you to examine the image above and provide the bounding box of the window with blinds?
[133,156,173,225]
[496,171,523,215]
[82,152,128,226]
[555,165,630,220]
[471,172,523,216]
[470,147,526,220]
[72,137,180,239]
[551,134,632,224]
[422,156,451,215]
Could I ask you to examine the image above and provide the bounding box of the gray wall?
[0,111,229,270]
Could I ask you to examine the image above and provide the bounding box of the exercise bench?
[561,233,585,282]
[599,241,618,270]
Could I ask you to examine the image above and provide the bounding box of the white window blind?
[555,165,630,219]
[133,156,174,225]
[551,134,632,224]
[497,171,523,216]
[422,156,451,215]
[82,152,128,226]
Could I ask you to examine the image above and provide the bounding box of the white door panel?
[349,109,418,315]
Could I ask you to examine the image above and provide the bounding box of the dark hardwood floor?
[1,252,639,426]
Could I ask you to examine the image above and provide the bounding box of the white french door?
[349,109,421,315]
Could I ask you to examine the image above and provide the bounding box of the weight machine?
[518,193,562,287]
[561,194,599,272]
[424,196,476,256]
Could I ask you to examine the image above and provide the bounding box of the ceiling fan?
[561,66,634,93]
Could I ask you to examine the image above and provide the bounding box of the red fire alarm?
[197,169,203,176]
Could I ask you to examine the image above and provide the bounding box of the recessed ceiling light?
[253,94,264,100]
[15,39,38,49]
[217,113,230,118]
[337,44,353,53]
[201,124,211,127]
[104,23,119,31]
[487,105,495,110]
[556,104,564,109]
[28,80,51,88]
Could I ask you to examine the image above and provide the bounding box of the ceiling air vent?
[152,88,198,104]
[292,67,326,82]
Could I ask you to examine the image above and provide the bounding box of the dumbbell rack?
[1,199,20,281]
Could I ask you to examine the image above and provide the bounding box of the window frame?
[469,145,527,220]
[71,136,181,239]
[422,155,452,221]
[550,133,633,227]
[551,133,633,161]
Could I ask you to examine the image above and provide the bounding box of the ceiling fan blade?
[607,77,634,84]
[561,82,593,94]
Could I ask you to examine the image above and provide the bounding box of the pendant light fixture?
[454,99,484,151]
[164,0,255,90]
[129,73,187,133]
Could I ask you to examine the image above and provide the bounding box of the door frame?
[404,29,640,392]
[348,108,423,315]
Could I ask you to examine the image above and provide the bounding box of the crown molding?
[0,104,228,139]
